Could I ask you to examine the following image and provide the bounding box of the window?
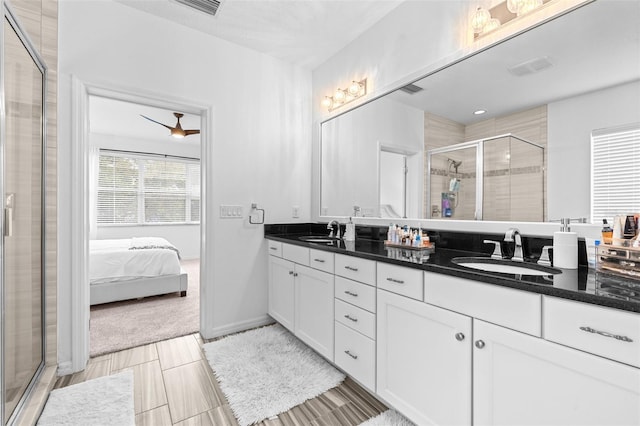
[98,151,200,225]
[591,123,640,223]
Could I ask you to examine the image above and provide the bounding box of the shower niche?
[426,134,544,221]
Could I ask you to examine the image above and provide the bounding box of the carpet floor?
[90,259,200,357]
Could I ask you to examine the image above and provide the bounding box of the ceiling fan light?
[171,128,185,138]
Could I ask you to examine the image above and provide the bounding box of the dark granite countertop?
[264,223,640,314]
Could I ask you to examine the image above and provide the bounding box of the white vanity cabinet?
[333,254,377,391]
[295,264,334,359]
[473,319,640,426]
[267,242,335,360]
[268,255,295,332]
[377,288,472,426]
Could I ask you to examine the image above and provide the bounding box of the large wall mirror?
[320,0,640,224]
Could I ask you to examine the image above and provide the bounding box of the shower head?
[448,158,462,168]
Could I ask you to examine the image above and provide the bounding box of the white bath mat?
[37,371,134,426]
[359,409,416,426]
[203,324,345,426]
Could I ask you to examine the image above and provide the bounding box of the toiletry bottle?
[601,219,613,244]
[387,223,393,242]
[344,217,356,242]
[553,218,578,269]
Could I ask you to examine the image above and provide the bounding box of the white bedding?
[90,238,182,284]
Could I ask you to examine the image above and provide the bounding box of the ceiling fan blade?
[140,114,174,130]
[184,129,201,136]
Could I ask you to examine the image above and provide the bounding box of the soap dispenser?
[553,218,578,269]
[344,217,356,242]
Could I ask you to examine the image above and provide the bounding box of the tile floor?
[53,332,387,425]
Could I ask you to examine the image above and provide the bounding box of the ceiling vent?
[174,0,223,16]
[399,83,424,95]
[508,56,553,77]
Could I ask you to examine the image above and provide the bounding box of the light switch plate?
[220,205,243,218]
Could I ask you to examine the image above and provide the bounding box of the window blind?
[591,123,640,223]
[97,152,200,225]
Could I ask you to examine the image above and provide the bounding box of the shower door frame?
[0,3,48,425]
[427,140,484,220]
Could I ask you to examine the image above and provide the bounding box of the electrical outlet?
[292,206,300,218]
[220,205,243,218]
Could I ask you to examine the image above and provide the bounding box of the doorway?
[86,96,202,356]
[69,81,212,372]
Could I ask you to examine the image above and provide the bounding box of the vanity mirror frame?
[316,0,640,232]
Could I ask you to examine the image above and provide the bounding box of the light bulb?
[321,96,333,109]
[484,18,501,33]
[507,0,522,14]
[518,0,542,15]
[348,81,362,96]
[471,7,491,34]
[334,89,346,103]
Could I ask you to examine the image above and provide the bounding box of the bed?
[89,237,188,305]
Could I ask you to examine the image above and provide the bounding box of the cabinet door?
[295,264,335,360]
[474,320,640,426]
[268,256,295,332]
[377,289,472,426]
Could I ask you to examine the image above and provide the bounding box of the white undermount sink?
[452,257,561,276]
[298,236,341,243]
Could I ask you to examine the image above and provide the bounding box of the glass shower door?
[2,12,46,424]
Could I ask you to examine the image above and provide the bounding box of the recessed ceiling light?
[474,109,486,115]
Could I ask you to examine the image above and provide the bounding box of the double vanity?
[265,223,639,426]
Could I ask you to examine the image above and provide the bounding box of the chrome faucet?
[327,220,341,239]
[504,228,524,262]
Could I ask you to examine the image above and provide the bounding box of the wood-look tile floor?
[53,333,387,425]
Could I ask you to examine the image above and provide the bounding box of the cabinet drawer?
[335,276,376,313]
[377,263,423,300]
[335,321,376,391]
[310,249,334,274]
[267,240,282,257]
[335,298,376,339]
[543,296,640,368]
[335,254,376,285]
[424,271,541,336]
[282,244,309,266]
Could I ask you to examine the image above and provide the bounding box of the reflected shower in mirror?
[319,1,640,223]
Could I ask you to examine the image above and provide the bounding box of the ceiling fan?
[140,112,200,138]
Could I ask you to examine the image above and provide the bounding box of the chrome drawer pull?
[344,290,358,297]
[579,326,634,343]
[288,271,294,275]
[344,350,358,360]
[313,258,326,263]
[344,314,358,322]
[386,277,405,284]
[344,266,359,272]
[269,247,278,251]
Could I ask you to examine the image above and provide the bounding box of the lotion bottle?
[344,217,356,242]
[553,218,578,269]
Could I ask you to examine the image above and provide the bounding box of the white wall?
[547,80,640,221]
[58,0,311,367]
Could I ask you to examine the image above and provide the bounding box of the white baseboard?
[57,361,73,376]
[201,315,274,340]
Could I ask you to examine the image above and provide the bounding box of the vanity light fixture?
[322,78,367,111]
[472,0,551,38]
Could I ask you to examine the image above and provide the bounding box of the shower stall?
[426,134,545,221]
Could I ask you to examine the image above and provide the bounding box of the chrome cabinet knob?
[475,340,485,349]
[455,332,465,341]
